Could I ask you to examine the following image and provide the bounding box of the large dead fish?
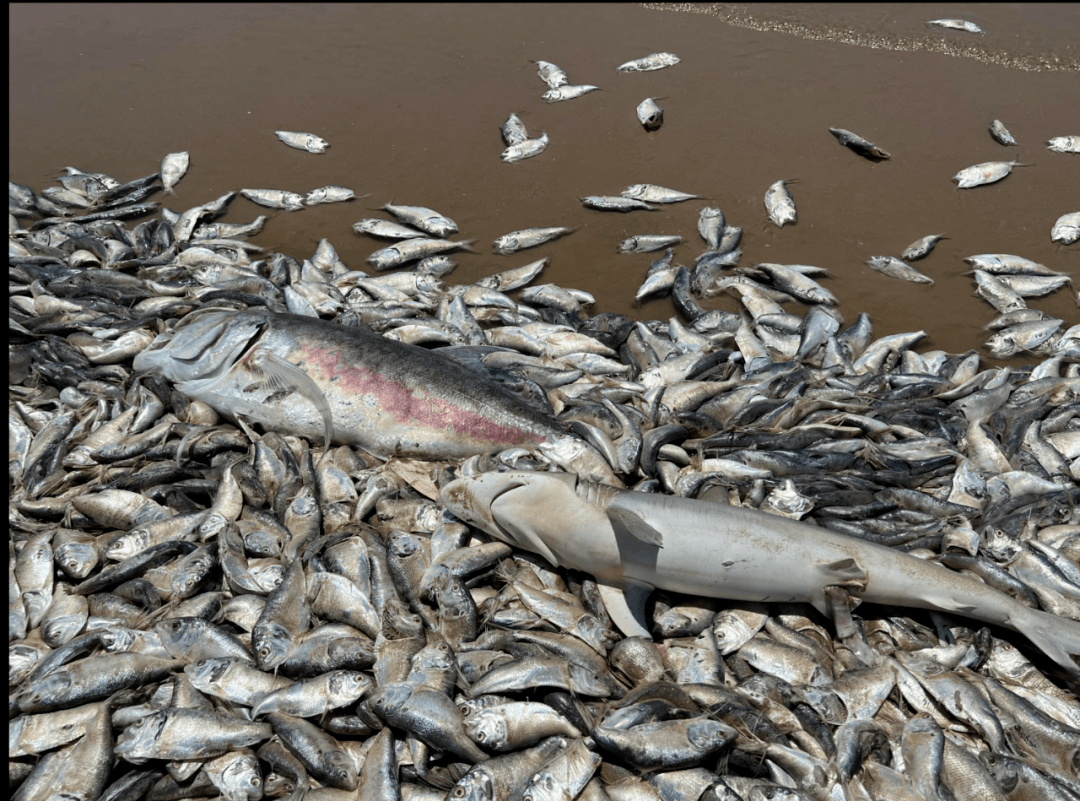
[441,470,1080,677]
[133,310,562,459]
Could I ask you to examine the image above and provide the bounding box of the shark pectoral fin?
[606,507,664,549]
[818,557,868,590]
[597,580,654,639]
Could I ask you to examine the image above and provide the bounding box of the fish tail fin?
[1017,606,1080,678]
[456,239,478,253]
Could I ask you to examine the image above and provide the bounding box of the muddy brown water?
[10,3,1078,361]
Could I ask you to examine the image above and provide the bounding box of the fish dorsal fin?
[597,580,654,640]
[606,506,664,548]
[247,349,334,455]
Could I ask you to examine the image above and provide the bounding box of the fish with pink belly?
[134,309,562,459]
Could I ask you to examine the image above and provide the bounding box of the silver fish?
[989,120,1018,147]
[1046,135,1080,153]
[502,133,549,163]
[617,52,680,72]
[534,60,569,89]
[622,184,698,204]
[542,85,599,103]
[581,196,654,212]
[764,180,796,227]
[304,186,355,205]
[953,158,1028,189]
[865,256,935,284]
[493,227,573,254]
[901,234,946,261]
[1050,211,1080,245]
[928,19,984,34]
[618,235,682,254]
[160,152,190,195]
[829,127,890,160]
[133,309,562,459]
[500,112,530,147]
[274,131,329,153]
[240,189,305,211]
[637,98,664,131]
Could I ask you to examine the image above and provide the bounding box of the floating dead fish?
[621,184,698,204]
[303,186,356,206]
[1046,135,1080,153]
[618,235,682,254]
[493,227,573,254]
[953,158,1029,189]
[502,133,549,163]
[533,60,569,90]
[1051,211,1080,244]
[542,85,599,103]
[989,120,1018,147]
[274,131,329,153]
[637,98,664,131]
[764,180,797,227]
[865,256,935,284]
[617,52,680,72]
[829,128,890,160]
[928,19,984,34]
[581,196,654,212]
[901,234,946,261]
[240,188,305,211]
[500,112,530,147]
[160,152,189,195]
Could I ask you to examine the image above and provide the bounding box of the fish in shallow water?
[928,19,984,34]
[828,128,890,160]
[133,310,562,458]
[617,52,680,72]
[440,470,1080,676]
[274,131,329,154]
[765,180,797,227]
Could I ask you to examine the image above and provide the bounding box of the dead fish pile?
[10,148,1080,801]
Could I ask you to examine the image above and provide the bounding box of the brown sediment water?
[9,3,1078,359]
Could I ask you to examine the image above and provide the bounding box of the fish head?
[133,309,265,384]
[448,769,495,801]
[185,657,232,688]
[440,471,588,568]
[252,622,295,671]
[154,617,204,655]
[522,772,570,801]
[327,671,371,704]
[463,709,508,750]
[322,749,358,791]
[220,754,262,801]
[369,681,413,720]
[686,719,734,750]
[114,710,167,763]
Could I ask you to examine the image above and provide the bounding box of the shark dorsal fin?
[606,506,664,548]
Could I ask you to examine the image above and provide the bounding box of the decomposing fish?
[303,186,356,206]
[383,204,459,238]
[953,158,1028,189]
[581,196,655,212]
[133,309,562,458]
[619,235,682,254]
[829,128,890,160]
[240,189,305,211]
[274,131,329,154]
[542,85,599,103]
[533,60,569,89]
[765,180,797,227]
[928,19,984,34]
[865,256,935,285]
[989,120,1018,147]
[1046,135,1080,153]
[160,152,189,195]
[502,133,549,163]
[1050,211,1080,245]
[500,112,530,147]
[493,227,573,254]
[440,470,1080,675]
[637,98,664,131]
[622,184,698,204]
[617,52,681,72]
[901,234,946,262]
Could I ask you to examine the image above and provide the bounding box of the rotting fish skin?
[901,234,946,261]
[617,52,680,72]
[441,471,1080,675]
[1050,211,1080,245]
[1046,135,1080,153]
[160,152,189,195]
[637,98,664,131]
[865,256,935,285]
[134,309,562,458]
[989,120,1018,147]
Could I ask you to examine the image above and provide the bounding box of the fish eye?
[453,789,466,798]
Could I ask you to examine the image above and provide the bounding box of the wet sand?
[9,3,1078,359]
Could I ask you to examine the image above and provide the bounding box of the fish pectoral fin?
[597,580,654,639]
[606,507,664,549]
[818,557,868,591]
[248,349,334,454]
